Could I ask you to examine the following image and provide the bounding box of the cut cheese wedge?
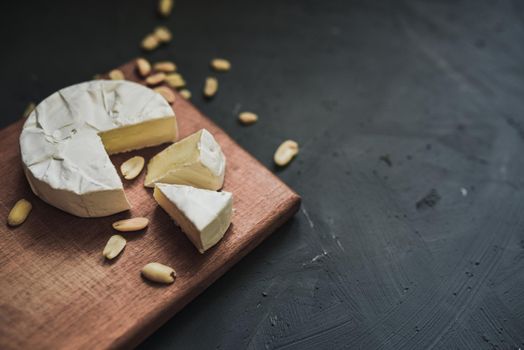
[145,129,225,190]
[154,183,233,253]
[20,80,177,217]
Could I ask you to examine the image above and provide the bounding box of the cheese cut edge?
[144,129,225,190]
[100,116,178,154]
[153,184,233,253]
[154,186,205,252]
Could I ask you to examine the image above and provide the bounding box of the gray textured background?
[2,0,524,348]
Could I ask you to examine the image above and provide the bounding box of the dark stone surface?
[2,0,524,348]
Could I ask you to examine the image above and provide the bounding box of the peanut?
[141,34,160,51]
[203,77,218,98]
[145,72,166,86]
[109,69,125,80]
[274,140,299,166]
[103,235,126,260]
[141,262,176,284]
[136,58,151,77]
[22,102,35,119]
[120,156,145,180]
[238,112,258,125]
[179,89,191,100]
[154,26,172,43]
[165,73,186,88]
[153,61,177,73]
[154,86,176,103]
[7,199,32,227]
[112,217,149,232]
[158,0,173,17]
[210,58,231,72]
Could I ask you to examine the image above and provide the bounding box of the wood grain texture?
[0,60,301,350]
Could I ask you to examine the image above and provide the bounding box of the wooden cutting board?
[0,61,301,350]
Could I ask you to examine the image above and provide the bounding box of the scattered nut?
[103,235,126,260]
[154,26,172,43]
[109,69,125,80]
[22,102,35,119]
[203,77,218,98]
[274,140,299,166]
[7,199,32,227]
[141,262,176,284]
[210,58,231,72]
[153,61,177,72]
[112,217,149,232]
[141,34,160,51]
[145,72,166,86]
[158,0,174,17]
[238,112,258,125]
[154,86,176,103]
[165,73,186,88]
[179,89,191,100]
[136,58,151,77]
[120,156,145,180]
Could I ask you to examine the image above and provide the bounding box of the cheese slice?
[154,183,233,253]
[20,80,177,217]
[145,129,225,190]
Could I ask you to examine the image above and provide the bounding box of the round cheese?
[20,80,177,217]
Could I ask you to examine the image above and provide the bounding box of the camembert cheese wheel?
[20,80,177,217]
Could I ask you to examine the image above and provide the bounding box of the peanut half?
[120,156,145,180]
[141,262,176,284]
[158,0,173,17]
[153,61,177,73]
[136,58,151,77]
[141,34,160,51]
[154,86,176,104]
[109,69,125,80]
[165,73,186,88]
[154,26,172,43]
[210,58,231,72]
[146,72,166,86]
[274,140,299,166]
[22,102,35,119]
[7,199,32,227]
[179,89,191,100]
[112,217,149,232]
[103,235,126,260]
[203,77,218,98]
[239,112,258,125]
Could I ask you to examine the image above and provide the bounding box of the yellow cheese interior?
[147,167,220,189]
[99,116,177,154]
[145,130,220,188]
